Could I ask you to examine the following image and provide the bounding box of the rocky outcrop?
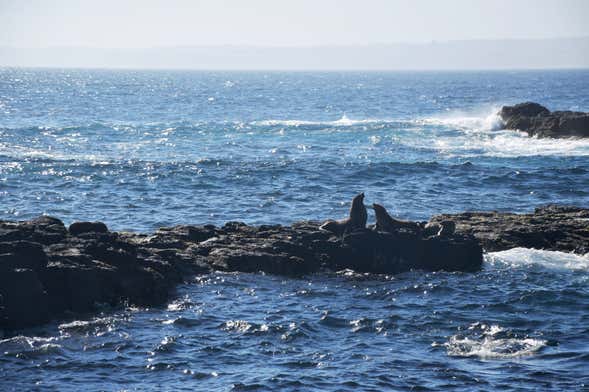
[0,217,211,330]
[499,102,589,138]
[0,215,483,330]
[430,205,589,254]
[2,205,588,330]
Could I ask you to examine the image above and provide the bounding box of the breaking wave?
[419,106,504,132]
[252,114,396,127]
[486,248,589,271]
[415,107,589,157]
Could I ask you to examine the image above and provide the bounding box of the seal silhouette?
[320,192,367,235]
[349,192,368,230]
[372,203,421,234]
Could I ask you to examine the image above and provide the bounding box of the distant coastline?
[1,37,588,70]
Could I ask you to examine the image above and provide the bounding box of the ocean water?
[1,68,589,391]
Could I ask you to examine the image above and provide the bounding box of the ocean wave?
[473,132,589,158]
[252,114,397,127]
[0,335,63,357]
[437,131,589,158]
[419,106,504,132]
[3,108,589,166]
[400,128,589,158]
[415,106,589,157]
[58,317,117,335]
[0,148,105,162]
[440,323,547,359]
[486,248,589,271]
[252,108,589,158]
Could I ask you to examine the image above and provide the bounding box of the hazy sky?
[1,0,588,48]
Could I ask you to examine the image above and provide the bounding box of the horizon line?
[3,65,589,73]
[2,35,589,51]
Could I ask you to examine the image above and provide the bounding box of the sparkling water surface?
[0,69,588,391]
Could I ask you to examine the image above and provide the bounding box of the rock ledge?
[3,205,587,330]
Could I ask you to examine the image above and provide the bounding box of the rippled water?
[1,69,589,390]
[1,69,589,229]
[2,253,588,391]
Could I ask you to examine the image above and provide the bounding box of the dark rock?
[69,221,109,236]
[0,217,199,330]
[430,205,589,253]
[0,268,50,328]
[419,236,483,272]
[31,216,66,227]
[153,224,220,245]
[501,102,550,118]
[0,216,67,245]
[41,261,119,313]
[0,241,47,272]
[332,229,482,274]
[208,247,317,276]
[3,206,585,330]
[29,216,68,244]
[499,102,589,138]
[223,221,249,232]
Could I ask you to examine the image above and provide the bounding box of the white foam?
[420,107,504,132]
[253,115,392,127]
[0,143,110,162]
[440,323,547,359]
[477,132,589,157]
[416,106,589,157]
[0,335,62,355]
[486,248,589,271]
[222,320,252,333]
[444,334,546,359]
[58,317,116,334]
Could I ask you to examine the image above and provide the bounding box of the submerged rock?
[499,102,589,138]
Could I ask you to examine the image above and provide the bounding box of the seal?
[319,192,367,235]
[349,192,368,230]
[319,219,348,236]
[372,203,421,234]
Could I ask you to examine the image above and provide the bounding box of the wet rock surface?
[3,205,588,330]
[6,205,587,330]
[431,205,589,254]
[0,214,488,329]
[499,102,589,138]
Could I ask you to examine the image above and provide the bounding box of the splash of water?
[486,248,589,271]
[441,323,547,359]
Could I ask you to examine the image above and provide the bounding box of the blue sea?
[1,68,588,391]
